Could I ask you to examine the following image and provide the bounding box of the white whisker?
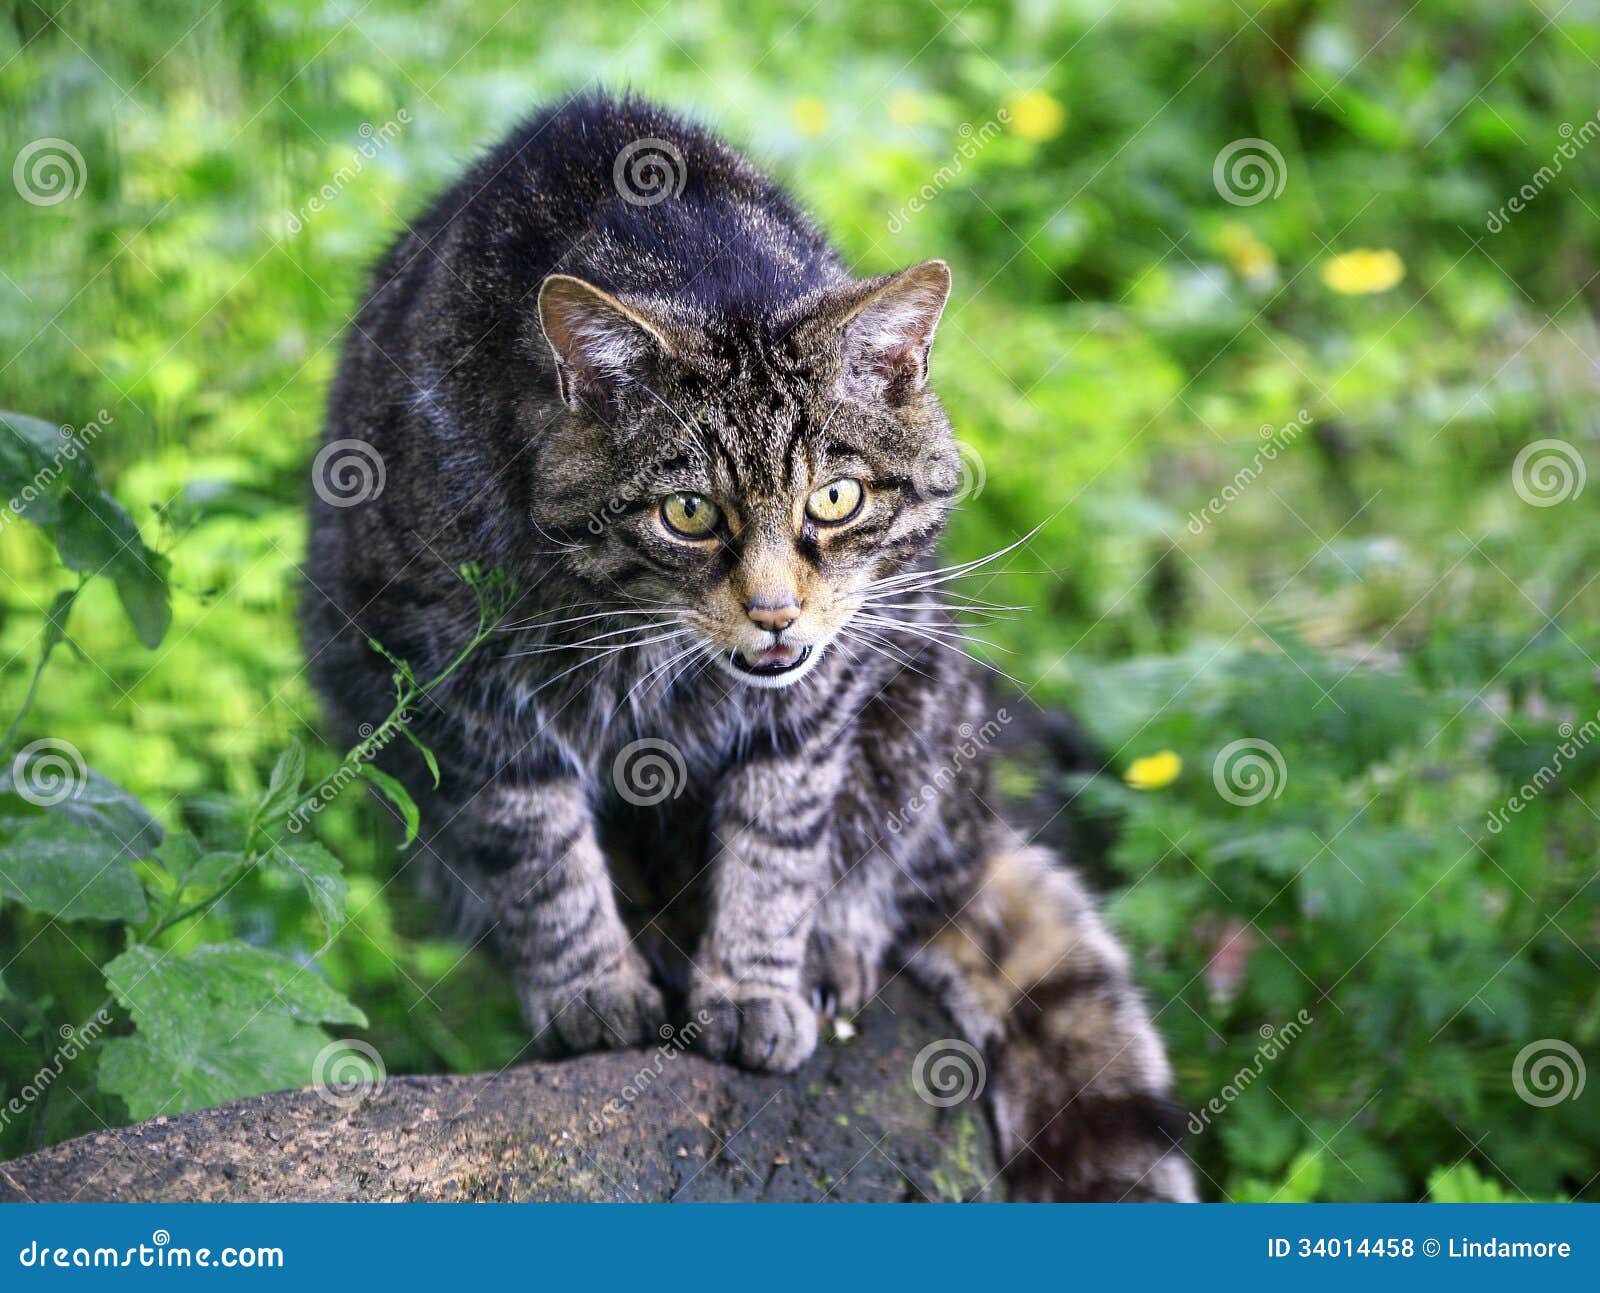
[498,609,681,635]
[859,523,1046,596]
[507,627,688,666]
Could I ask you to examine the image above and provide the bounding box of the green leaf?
[256,742,306,826]
[400,726,440,788]
[0,411,171,647]
[59,491,172,648]
[99,1013,335,1120]
[360,764,419,845]
[110,552,173,649]
[1422,1162,1564,1203]
[103,941,365,1065]
[0,820,148,922]
[48,765,164,852]
[0,410,82,525]
[267,838,348,936]
[99,941,368,1118]
[190,850,252,890]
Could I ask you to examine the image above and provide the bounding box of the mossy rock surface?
[0,981,999,1203]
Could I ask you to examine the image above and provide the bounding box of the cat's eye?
[805,478,865,525]
[660,493,721,539]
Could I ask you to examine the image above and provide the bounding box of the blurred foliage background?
[1,0,1597,1201]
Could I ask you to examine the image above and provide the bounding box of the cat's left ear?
[537,274,677,412]
[813,260,951,405]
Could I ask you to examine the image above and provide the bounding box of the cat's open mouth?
[731,644,812,678]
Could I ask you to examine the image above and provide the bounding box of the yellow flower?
[791,97,830,138]
[888,91,925,128]
[1125,750,1183,791]
[1217,222,1277,280]
[1321,248,1405,295]
[1003,89,1066,142]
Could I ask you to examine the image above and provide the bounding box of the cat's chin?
[717,643,822,690]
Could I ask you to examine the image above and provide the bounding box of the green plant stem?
[1,585,81,753]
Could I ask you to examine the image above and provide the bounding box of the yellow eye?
[660,493,721,539]
[806,478,865,525]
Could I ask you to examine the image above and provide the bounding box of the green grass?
[1,0,1597,1199]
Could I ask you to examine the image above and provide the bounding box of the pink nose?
[746,598,799,633]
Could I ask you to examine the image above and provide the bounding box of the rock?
[0,982,999,1203]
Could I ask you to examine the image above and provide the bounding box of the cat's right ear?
[536,275,676,412]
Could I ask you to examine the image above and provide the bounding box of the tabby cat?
[303,94,1195,1201]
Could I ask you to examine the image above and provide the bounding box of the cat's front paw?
[520,962,667,1056]
[690,978,818,1073]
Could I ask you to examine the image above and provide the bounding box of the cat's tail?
[907,826,1198,1201]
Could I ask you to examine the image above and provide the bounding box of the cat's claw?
[520,965,667,1057]
[807,933,881,1017]
[690,979,818,1073]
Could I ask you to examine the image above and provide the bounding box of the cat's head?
[531,261,961,690]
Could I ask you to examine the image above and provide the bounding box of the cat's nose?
[746,596,800,633]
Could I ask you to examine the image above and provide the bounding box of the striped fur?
[913,834,1197,1201]
[302,93,1194,1200]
